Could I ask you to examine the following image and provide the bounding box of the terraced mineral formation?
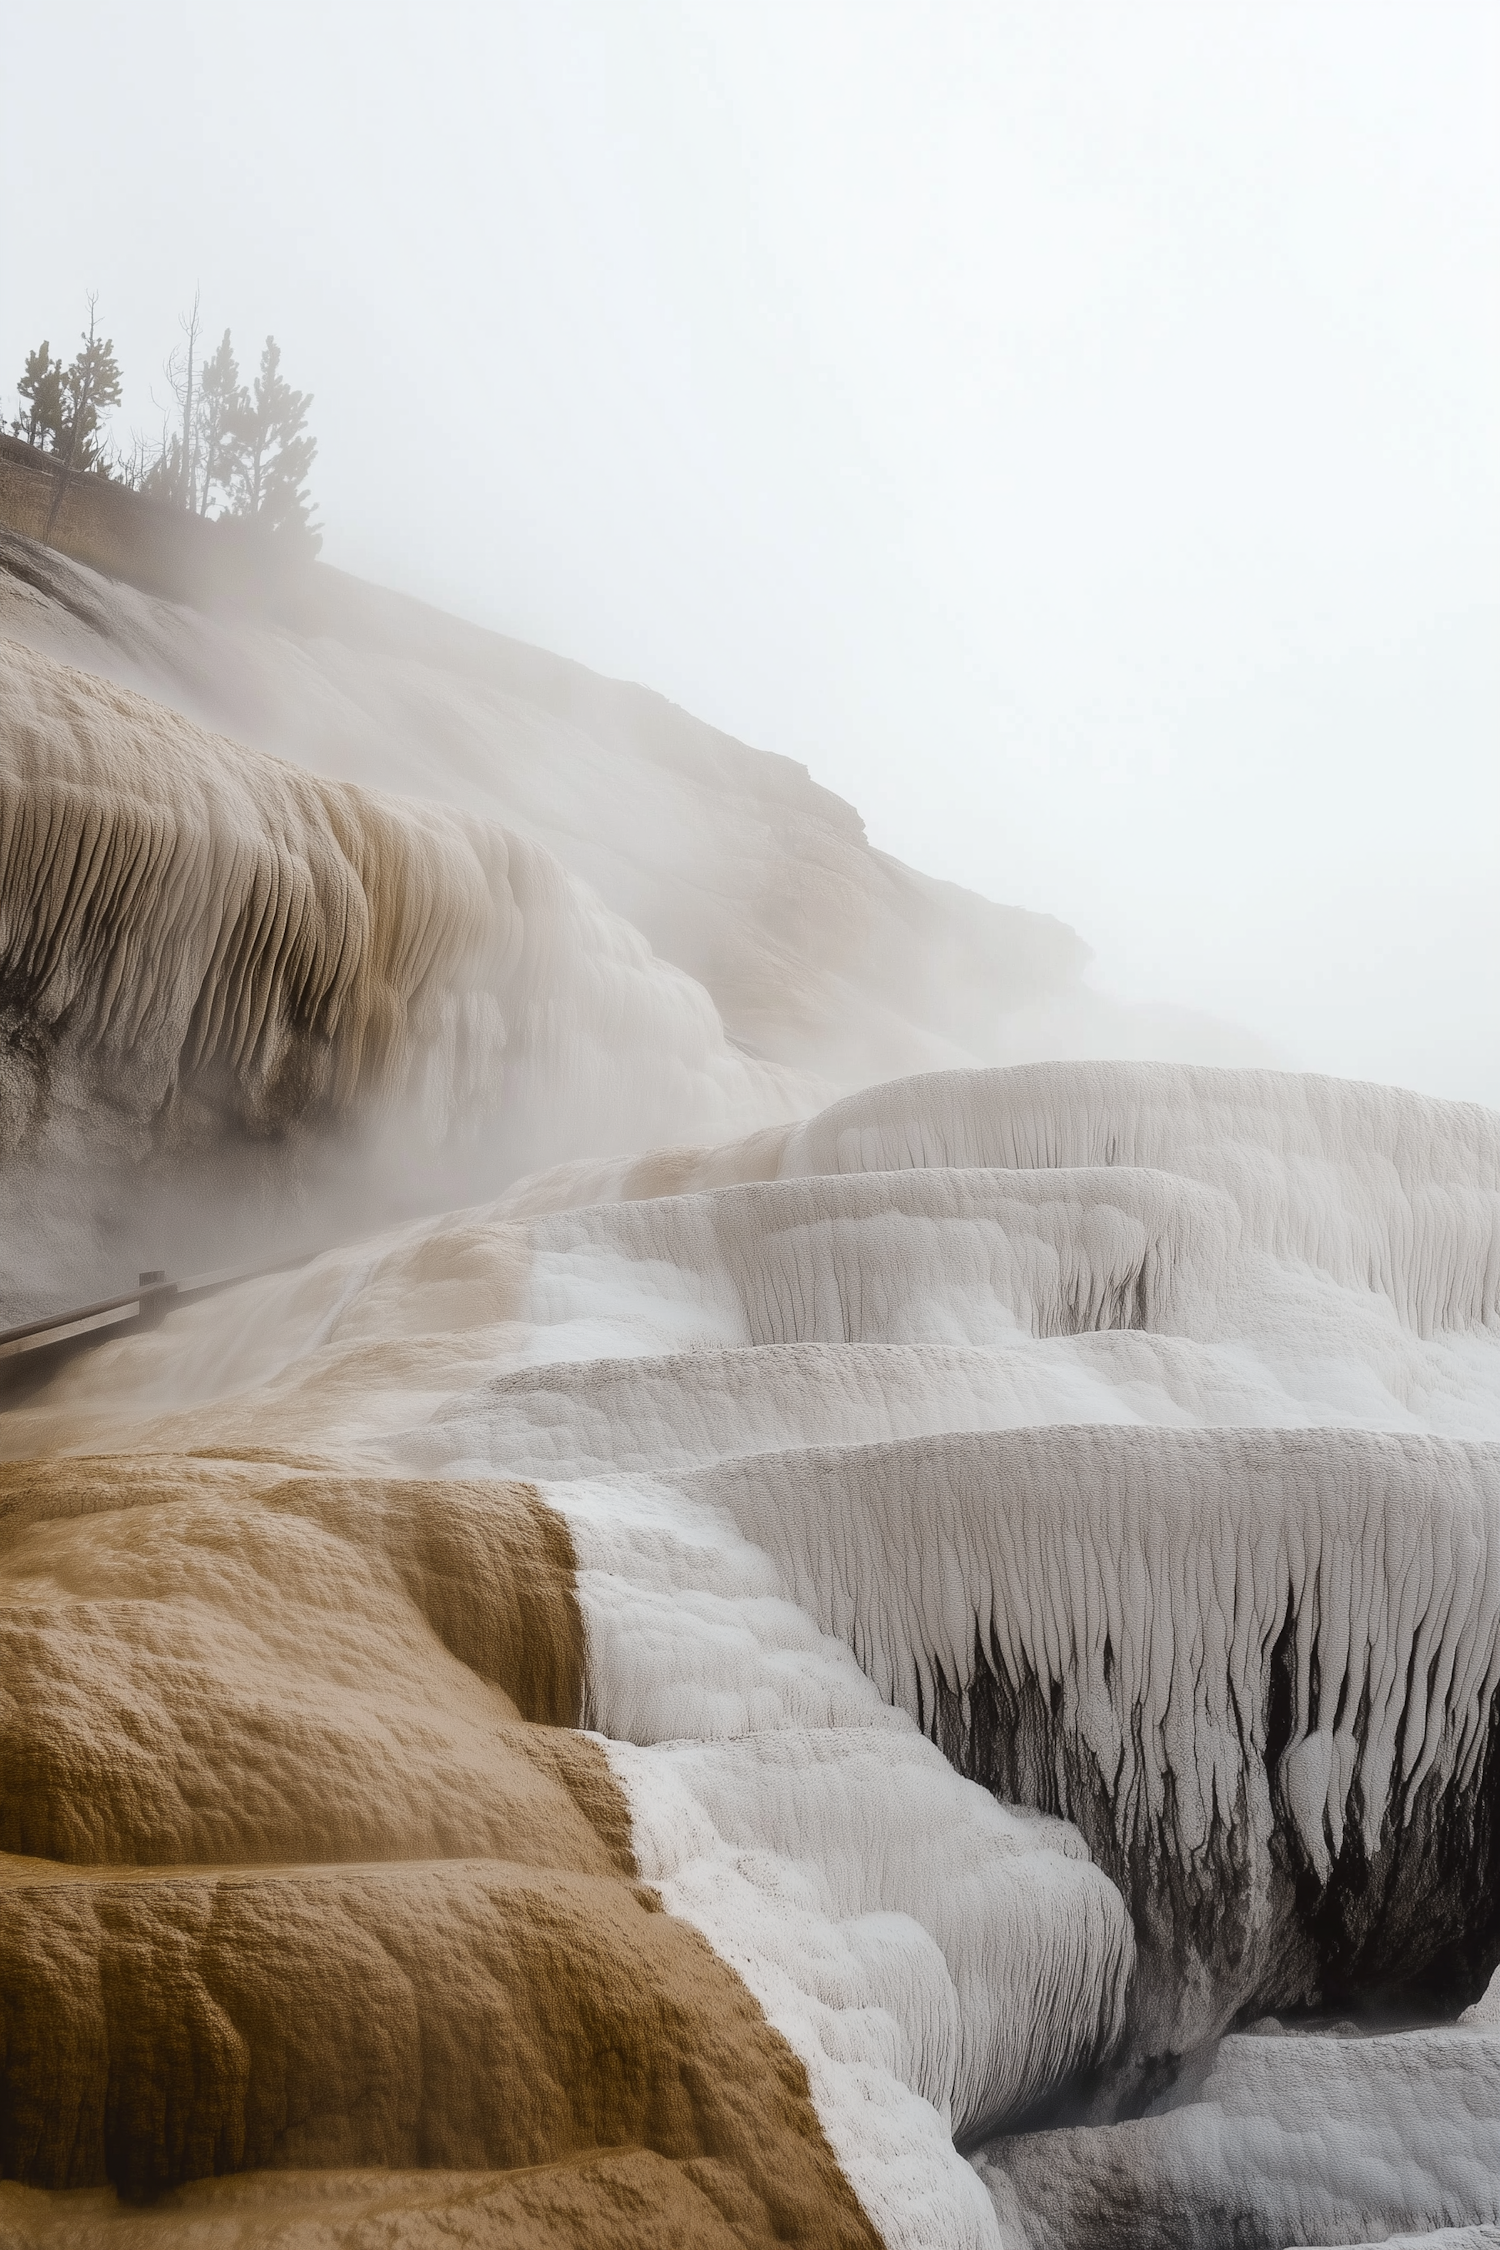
[3,567,1500,2246]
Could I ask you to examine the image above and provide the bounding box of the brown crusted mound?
[0,1452,585,1722]
[0,2151,753,2246]
[0,1454,880,2248]
[0,1859,876,2239]
[0,1455,616,1870]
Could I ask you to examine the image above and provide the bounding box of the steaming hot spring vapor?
[2,531,1500,2250]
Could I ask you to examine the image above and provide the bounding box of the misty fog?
[4,0,1495,1105]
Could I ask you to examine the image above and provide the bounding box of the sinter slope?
[0,528,1269,1125]
[2,579,1500,2247]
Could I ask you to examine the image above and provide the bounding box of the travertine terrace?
[2,535,1499,2248]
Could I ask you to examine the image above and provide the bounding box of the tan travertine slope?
[0,1452,880,2248]
[0,2158,769,2247]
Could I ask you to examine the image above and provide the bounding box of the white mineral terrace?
[1,552,1498,2248]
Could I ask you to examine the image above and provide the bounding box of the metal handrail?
[0,1282,173,1353]
[0,1249,323,1396]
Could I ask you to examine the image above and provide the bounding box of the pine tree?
[56,300,123,474]
[194,329,247,515]
[228,337,319,548]
[14,341,65,450]
[14,297,323,542]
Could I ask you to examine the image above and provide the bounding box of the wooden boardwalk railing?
[0,1253,318,1407]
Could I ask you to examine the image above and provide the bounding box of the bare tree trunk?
[44,294,99,541]
[180,289,201,512]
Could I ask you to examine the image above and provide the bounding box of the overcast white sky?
[4,3,1497,1103]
